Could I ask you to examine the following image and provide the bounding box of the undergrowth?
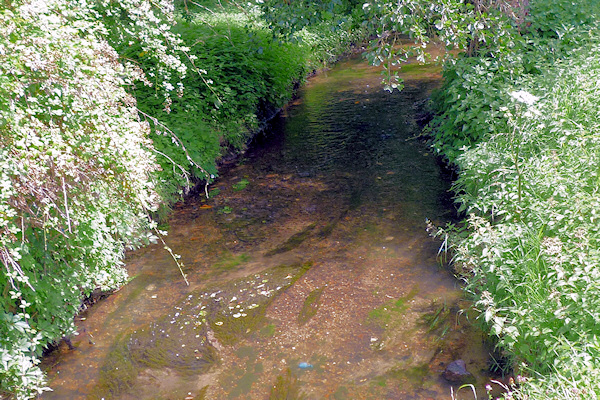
[121,3,363,206]
[428,0,600,398]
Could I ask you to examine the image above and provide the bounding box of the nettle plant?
[0,0,192,397]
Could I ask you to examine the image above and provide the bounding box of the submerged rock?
[442,359,475,384]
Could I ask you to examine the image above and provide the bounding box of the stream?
[42,56,493,400]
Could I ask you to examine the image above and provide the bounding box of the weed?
[269,368,305,400]
[211,253,251,274]
[366,286,419,329]
[419,299,452,340]
[219,206,233,214]
[264,223,317,256]
[232,179,250,191]
[429,7,600,398]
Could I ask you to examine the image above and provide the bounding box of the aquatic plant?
[269,368,305,400]
[297,287,324,326]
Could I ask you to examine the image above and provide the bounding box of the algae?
[269,368,305,400]
[264,223,317,256]
[94,261,312,399]
[367,362,432,393]
[419,298,453,339]
[210,252,251,275]
[297,287,324,326]
[210,261,313,345]
[366,286,419,328]
[232,178,250,191]
[332,385,350,400]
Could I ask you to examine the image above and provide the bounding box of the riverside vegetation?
[3,0,600,399]
[428,2,600,399]
[259,0,600,397]
[261,0,600,398]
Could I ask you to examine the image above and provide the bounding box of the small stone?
[442,359,475,384]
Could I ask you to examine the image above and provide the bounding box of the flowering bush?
[0,0,187,396]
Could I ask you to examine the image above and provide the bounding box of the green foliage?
[0,0,167,396]
[427,0,600,164]
[295,18,366,69]
[429,5,600,397]
[428,52,524,162]
[260,0,522,91]
[94,0,190,104]
[258,0,357,38]
[180,12,307,118]
[123,9,308,199]
[527,0,600,39]
[232,179,250,191]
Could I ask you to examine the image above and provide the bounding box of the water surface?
[42,56,492,400]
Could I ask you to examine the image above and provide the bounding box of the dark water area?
[42,57,493,400]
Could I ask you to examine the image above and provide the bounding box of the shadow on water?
[42,56,494,400]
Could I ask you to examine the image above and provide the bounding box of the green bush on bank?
[428,1,600,397]
[140,12,307,191]
[0,0,170,397]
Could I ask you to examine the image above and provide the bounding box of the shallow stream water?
[42,56,493,400]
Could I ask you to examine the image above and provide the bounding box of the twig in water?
[153,225,189,286]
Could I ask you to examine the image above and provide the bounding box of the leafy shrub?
[428,0,600,164]
[119,10,308,200]
[430,8,600,398]
[0,0,180,396]
[296,18,365,69]
[428,52,523,163]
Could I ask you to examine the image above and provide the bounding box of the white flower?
[510,90,539,106]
